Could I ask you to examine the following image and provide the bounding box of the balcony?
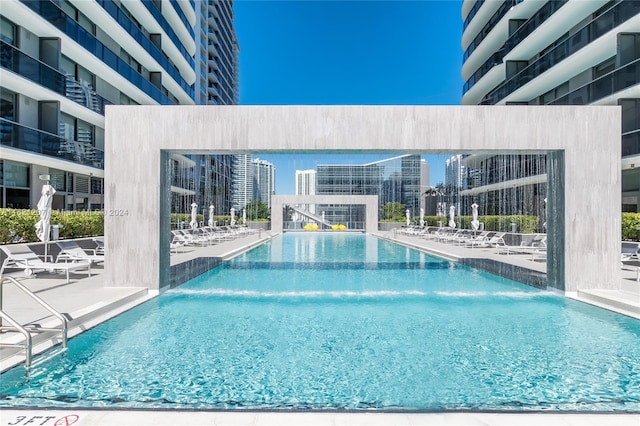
[1,40,111,115]
[549,58,640,105]
[0,118,104,169]
[463,0,569,95]
[97,0,194,70]
[481,0,640,105]
[21,0,178,104]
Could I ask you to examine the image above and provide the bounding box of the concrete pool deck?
[1,230,639,425]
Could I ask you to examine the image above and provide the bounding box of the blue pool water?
[1,233,640,411]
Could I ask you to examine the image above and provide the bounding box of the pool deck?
[1,230,639,425]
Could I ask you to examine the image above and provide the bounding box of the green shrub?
[0,209,104,244]
[409,215,539,233]
[622,213,640,241]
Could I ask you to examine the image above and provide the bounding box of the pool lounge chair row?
[170,225,259,252]
[0,243,92,283]
[395,226,547,260]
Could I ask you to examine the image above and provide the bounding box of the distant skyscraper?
[252,158,275,208]
[294,169,317,221]
[461,0,640,213]
[296,169,317,196]
[232,154,253,210]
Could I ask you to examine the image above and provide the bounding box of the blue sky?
[234,0,463,194]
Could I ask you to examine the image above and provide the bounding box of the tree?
[244,200,270,220]
[382,201,405,221]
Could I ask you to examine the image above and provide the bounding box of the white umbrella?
[35,184,56,262]
[242,208,246,225]
[208,205,215,227]
[406,209,411,226]
[419,208,425,227]
[449,205,456,228]
[230,207,236,226]
[189,202,198,230]
[471,202,480,231]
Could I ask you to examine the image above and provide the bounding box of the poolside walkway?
[1,230,639,425]
[375,230,640,320]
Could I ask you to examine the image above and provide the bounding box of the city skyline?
[234,0,463,194]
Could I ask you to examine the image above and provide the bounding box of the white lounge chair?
[464,231,491,247]
[0,244,91,283]
[621,242,640,262]
[92,238,105,255]
[495,234,546,255]
[56,240,104,264]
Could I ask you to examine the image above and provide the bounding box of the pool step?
[574,289,640,319]
[0,288,152,372]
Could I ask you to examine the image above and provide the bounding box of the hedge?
[3,209,639,243]
[0,209,103,244]
[622,213,640,241]
[396,215,541,234]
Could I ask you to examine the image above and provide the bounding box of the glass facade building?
[252,158,275,209]
[1,0,238,212]
[460,0,640,212]
[315,155,424,225]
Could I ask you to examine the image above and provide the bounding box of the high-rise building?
[194,0,239,105]
[180,0,240,216]
[294,169,316,222]
[252,157,275,209]
[231,154,252,211]
[460,0,640,212]
[1,0,239,212]
[295,169,316,197]
[316,155,425,225]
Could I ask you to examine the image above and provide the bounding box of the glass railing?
[1,40,111,115]
[502,0,568,53]
[140,0,195,65]
[64,76,111,115]
[169,0,194,38]
[463,0,524,63]
[463,0,485,31]
[549,58,640,105]
[463,0,568,95]
[282,221,366,231]
[1,39,65,94]
[462,50,504,94]
[97,0,194,70]
[482,0,639,105]
[0,118,104,169]
[21,0,176,105]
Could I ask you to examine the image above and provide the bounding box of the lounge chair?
[56,240,104,264]
[621,242,640,262]
[0,244,91,283]
[92,238,105,255]
[464,231,491,247]
[621,242,640,281]
[495,234,546,255]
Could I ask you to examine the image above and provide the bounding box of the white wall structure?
[104,105,621,294]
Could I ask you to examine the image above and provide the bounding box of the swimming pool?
[1,233,639,411]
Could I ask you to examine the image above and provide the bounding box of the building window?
[59,113,75,141]
[61,0,95,35]
[91,177,103,194]
[1,88,15,121]
[0,16,15,45]
[3,160,29,188]
[594,57,615,79]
